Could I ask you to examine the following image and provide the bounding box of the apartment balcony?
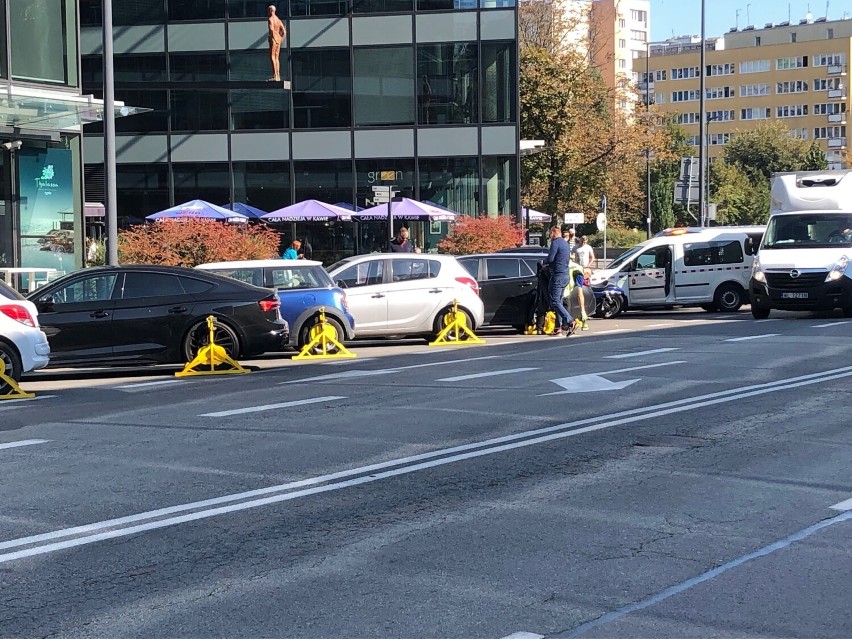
[828,64,847,75]
[828,113,847,124]
[828,88,848,99]
[827,137,847,148]
[637,81,654,92]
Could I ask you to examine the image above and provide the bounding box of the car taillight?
[259,297,280,313]
[455,276,480,296]
[0,304,36,327]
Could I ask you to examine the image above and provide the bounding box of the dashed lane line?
[725,333,781,342]
[830,496,852,511]
[200,395,346,418]
[113,379,184,390]
[812,321,852,328]
[436,367,539,382]
[0,439,49,451]
[604,348,680,359]
[0,395,56,410]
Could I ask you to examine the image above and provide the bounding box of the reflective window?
[294,160,353,204]
[457,258,479,279]
[485,258,519,279]
[417,43,478,125]
[231,50,289,82]
[228,0,277,18]
[292,49,351,128]
[417,0,476,10]
[419,156,479,216]
[203,268,264,287]
[116,90,169,134]
[179,277,215,294]
[173,163,231,206]
[684,241,745,266]
[356,159,415,209]
[81,0,166,25]
[171,90,229,131]
[170,53,228,82]
[482,42,515,123]
[336,260,385,287]
[290,0,348,16]
[480,0,515,7]
[232,90,290,129]
[11,0,78,86]
[112,164,171,223]
[391,259,440,281]
[52,274,117,304]
[354,47,415,126]
[0,3,6,78]
[270,266,330,288]
[481,156,515,217]
[169,0,226,20]
[353,0,413,13]
[120,273,185,299]
[233,161,291,212]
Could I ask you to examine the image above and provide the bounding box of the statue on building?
[267,5,286,82]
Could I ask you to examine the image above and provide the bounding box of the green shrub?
[586,226,647,249]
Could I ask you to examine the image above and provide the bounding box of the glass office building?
[79,0,519,260]
[0,0,103,279]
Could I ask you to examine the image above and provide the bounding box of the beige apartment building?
[636,16,852,168]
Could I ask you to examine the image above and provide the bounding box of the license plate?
[781,292,808,299]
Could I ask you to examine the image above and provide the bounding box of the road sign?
[674,180,700,205]
[371,186,392,193]
[679,157,700,182]
[596,212,606,230]
[563,212,584,224]
[373,194,391,203]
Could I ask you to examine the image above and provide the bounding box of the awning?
[0,83,147,132]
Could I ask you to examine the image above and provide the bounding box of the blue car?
[195,260,356,351]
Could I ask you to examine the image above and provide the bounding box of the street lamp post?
[705,113,720,227]
[103,0,118,265]
[645,40,652,239]
[697,0,706,227]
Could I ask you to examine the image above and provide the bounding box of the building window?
[814,78,843,91]
[356,159,415,209]
[114,164,171,222]
[354,47,415,126]
[228,0,276,18]
[419,156,479,217]
[671,89,700,102]
[827,28,834,39]
[169,53,228,82]
[706,86,734,99]
[618,18,626,28]
[776,104,809,118]
[482,42,516,123]
[173,163,231,206]
[630,9,647,22]
[813,103,845,115]
[171,90,229,131]
[231,50,289,82]
[10,0,78,86]
[813,53,845,66]
[290,0,348,16]
[706,63,735,76]
[481,156,515,218]
[755,36,761,46]
[671,66,700,79]
[791,32,797,43]
[353,0,414,13]
[739,83,770,97]
[292,48,352,129]
[618,59,626,69]
[231,90,289,130]
[777,80,809,94]
[739,59,770,73]
[619,38,626,48]
[814,126,845,139]
[655,70,667,81]
[418,43,478,125]
[630,30,646,42]
[776,56,808,70]
[81,54,168,86]
[417,0,477,10]
[232,162,291,213]
[294,160,354,206]
[741,107,771,120]
[168,0,226,20]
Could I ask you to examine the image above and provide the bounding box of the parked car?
[456,253,545,331]
[496,245,548,254]
[0,280,50,390]
[27,265,288,367]
[195,259,356,350]
[326,254,484,340]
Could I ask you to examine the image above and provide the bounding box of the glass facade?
[354,47,415,126]
[418,43,478,125]
[10,0,78,86]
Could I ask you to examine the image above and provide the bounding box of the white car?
[326,253,485,339]
[0,280,50,390]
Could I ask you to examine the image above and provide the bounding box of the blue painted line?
[556,509,852,638]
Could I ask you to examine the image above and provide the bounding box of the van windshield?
[605,245,644,270]
[762,213,852,249]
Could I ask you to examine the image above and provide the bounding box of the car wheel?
[751,305,770,320]
[182,319,240,362]
[432,306,474,341]
[299,316,344,354]
[714,283,744,312]
[596,294,623,319]
[0,341,23,394]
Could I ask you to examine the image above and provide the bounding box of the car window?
[683,242,713,266]
[120,273,185,299]
[51,274,117,303]
[391,259,439,281]
[458,258,479,279]
[636,248,668,270]
[522,259,540,276]
[270,266,330,289]
[336,260,384,288]
[204,268,263,287]
[179,276,215,294]
[0,280,24,301]
[485,258,520,280]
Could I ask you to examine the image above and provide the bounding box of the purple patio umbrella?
[222,202,268,219]
[260,200,354,223]
[354,198,458,222]
[146,199,249,222]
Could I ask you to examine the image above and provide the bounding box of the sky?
[651,0,846,41]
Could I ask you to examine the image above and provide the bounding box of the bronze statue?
[267,5,286,82]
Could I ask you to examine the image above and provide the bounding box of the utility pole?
[645,40,652,239]
[697,0,707,227]
[103,0,118,265]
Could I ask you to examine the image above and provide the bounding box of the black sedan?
[28,265,288,367]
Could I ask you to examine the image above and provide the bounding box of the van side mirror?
[744,237,756,256]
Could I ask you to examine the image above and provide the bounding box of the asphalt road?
[2,309,851,639]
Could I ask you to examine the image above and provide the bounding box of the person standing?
[297,238,313,260]
[575,235,595,270]
[563,227,578,263]
[282,239,301,259]
[267,5,286,82]
[388,227,414,253]
[545,225,574,336]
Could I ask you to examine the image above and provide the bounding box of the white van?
[589,226,765,312]
[749,170,852,319]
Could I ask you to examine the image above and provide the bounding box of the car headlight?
[751,256,765,283]
[826,255,849,282]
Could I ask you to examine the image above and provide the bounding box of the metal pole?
[706,117,712,227]
[645,40,651,239]
[697,0,706,228]
[103,0,118,266]
[387,198,393,248]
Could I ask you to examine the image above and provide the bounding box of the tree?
[437,215,525,254]
[803,141,829,170]
[649,116,692,233]
[119,219,281,267]
[710,162,770,225]
[722,121,818,183]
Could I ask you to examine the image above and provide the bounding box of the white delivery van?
[749,170,852,319]
[589,226,765,312]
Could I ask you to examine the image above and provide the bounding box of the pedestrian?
[526,259,551,334]
[545,225,575,336]
[282,239,301,259]
[575,235,595,270]
[297,238,313,260]
[563,227,578,263]
[388,227,414,253]
[563,257,590,331]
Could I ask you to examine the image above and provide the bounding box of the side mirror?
[37,293,55,308]
[336,280,348,289]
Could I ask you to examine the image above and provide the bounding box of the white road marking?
[646,323,673,328]
[3,364,851,564]
[604,347,680,359]
[436,367,539,382]
[0,395,56,409]
[499,633,544,639]
[593,329,629,336]
[281,355,502,384]
[114,380,183,390]
[812,321,852,328]
[725,333,780,342]
[542,374,639,395]
[200,396,346,417]
[755,319,780,323]
[321,357,375,366]
[0,439,49,451]
[830,496,852,511]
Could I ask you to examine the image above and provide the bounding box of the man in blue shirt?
[545,225,574,336]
